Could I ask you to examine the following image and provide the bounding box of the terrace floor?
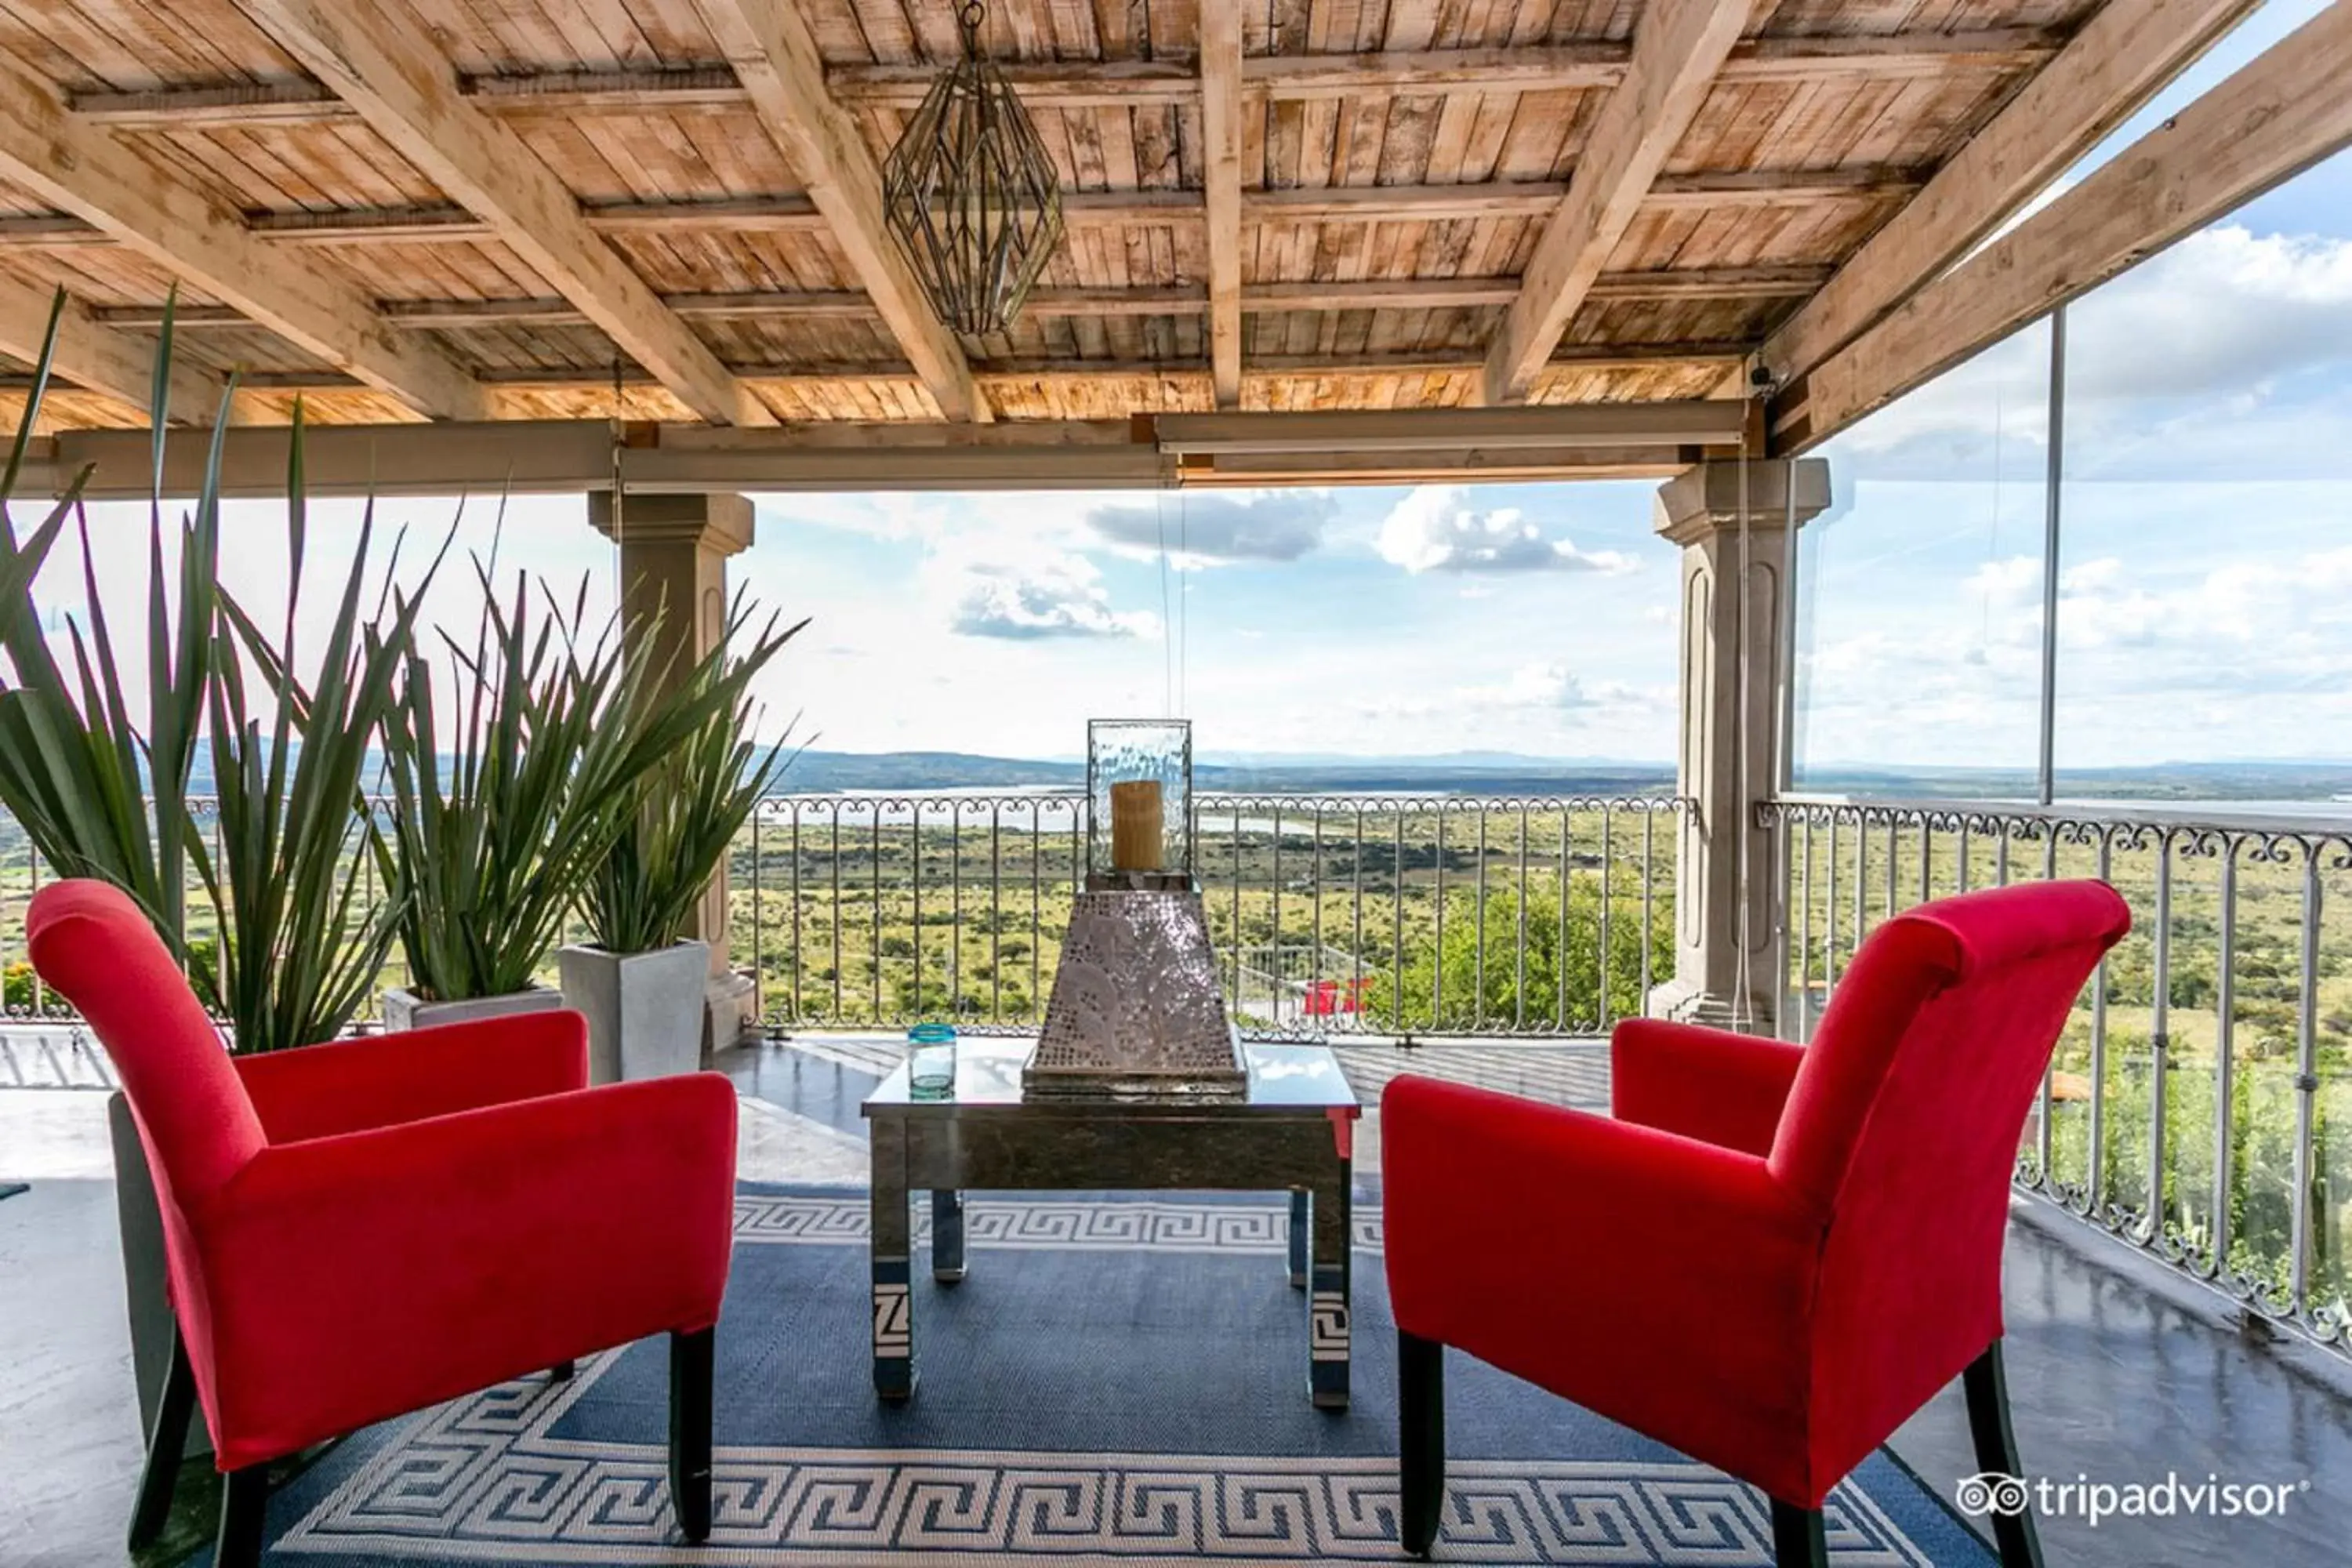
[4,1032,2350,1568]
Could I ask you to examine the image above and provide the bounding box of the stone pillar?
[589,491,759,1051]
[1646,459,1830,1035]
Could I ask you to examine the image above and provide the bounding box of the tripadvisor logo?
[1956,1472,2310,1528]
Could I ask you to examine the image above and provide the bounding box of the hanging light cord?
[608,354,626,546]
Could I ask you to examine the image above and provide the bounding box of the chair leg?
[1769,1499,1828,1568]
[1962,1341,2045,1568]
[1397,1329,1445,1559]
[670,1327,715,1543]
[214,1465,268,1568]
[128,1327,197,1549]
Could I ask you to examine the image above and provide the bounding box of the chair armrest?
[193,1071,737,1468]
[233,1011,590,1142]
[1381,1075,1822,1348]
[1610,1017,1805,1157]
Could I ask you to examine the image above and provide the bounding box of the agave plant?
[579,595,806,956]
[201,477,449,1051]
[0,294,212,963]
[375,564,794,1001]
[0,293,442,1051]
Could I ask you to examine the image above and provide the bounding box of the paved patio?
[5,1033,2349,1568]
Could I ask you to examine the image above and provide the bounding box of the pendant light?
[880,2,1066,336]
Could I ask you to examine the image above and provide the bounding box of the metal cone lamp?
[881,2,1065,336]
[1026,720,1245,1102]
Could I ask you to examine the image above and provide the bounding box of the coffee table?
[862,1036,1363,1409]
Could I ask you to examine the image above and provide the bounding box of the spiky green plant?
[375,564,793,1000]
[579,595,805,955]
[0,290,446,1051]
[200,476,451,1051]
[0,293,213,958]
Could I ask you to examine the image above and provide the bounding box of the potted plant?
[372,568,785,1029]
[561,599,800,1080]
[0,293,445,1457]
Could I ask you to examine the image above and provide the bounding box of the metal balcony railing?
[0,793,1683,1044]
[736,792,1683,1039]
[1762,794,2352,1356]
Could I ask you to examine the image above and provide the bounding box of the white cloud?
[1798,535,2352,768]
[2066,227,2352,407]
[1828,224,2352,487]
[1086,492,1334,564]
[938,550,1157,641]
[1375,487,1639,575]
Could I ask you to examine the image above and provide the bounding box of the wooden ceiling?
[0,0,2252,439]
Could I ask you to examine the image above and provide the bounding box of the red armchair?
[1383,880,2129,1568]
[27,880,739,1568]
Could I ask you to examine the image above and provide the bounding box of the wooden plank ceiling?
[0,0,2205,437]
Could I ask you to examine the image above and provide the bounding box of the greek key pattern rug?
[244,1189,1990,1566]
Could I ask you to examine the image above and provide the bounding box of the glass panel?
[1794,317,2054,791]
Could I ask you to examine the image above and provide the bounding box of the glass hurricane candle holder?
[1086,719,1192,887]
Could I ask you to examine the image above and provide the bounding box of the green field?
[5,793,2347,1336]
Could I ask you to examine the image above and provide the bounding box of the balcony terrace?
[4,1,2352,1566]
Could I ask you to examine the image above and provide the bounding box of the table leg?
[1287,1189,1309,1288]
[931,1189,966,1284]
[1308,1162,1352,1410]
[869,1120,914,1401]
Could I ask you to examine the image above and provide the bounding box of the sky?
[1798,0,2352,774]
[12,1,2350,775]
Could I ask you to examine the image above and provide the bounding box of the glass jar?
[907,1022,957,1098]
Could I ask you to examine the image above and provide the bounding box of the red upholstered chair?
[1383,880,2129,1568]
[27,880,739,1568]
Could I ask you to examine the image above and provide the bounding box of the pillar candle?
[1109,779,1164,872]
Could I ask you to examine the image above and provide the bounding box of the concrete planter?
[107,1093,209,1460]
[558,940,711,1083]
[379,983,566,1034]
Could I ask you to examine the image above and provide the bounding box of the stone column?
[1645,459,1830,1035]
[589,491,758,1051]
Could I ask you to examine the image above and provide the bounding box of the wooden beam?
[234,0,769,429]
[0,169,1918,252]
[25,414,1719,498]
[1200,0,1245,409]
[1156,401,1747,453]
[67,34,2060,124]
[89,267,1808,332]
[1241,31,2057,99]
[1780,2,2352,451]
[690,0,988,423]
[0,285,223,425]
[1483,0,1755,405]
[31,341,1742,402]
[1183,446,1695,486]
[0,52,481,419]
[1760,0,2259,388]
[1255,168,1918,221]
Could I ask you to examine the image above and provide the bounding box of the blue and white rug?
[236,1186,1991,1565]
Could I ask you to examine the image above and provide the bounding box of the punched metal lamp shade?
[881,4,1065,337]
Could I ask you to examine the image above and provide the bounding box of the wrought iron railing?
[735,792,1682,1039]
[0,792,1682,1043]
[1762,794,2352,1353]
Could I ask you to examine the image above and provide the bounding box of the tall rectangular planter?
[108,1093,209,1461]
[558,941,711,1083]
[379,984,567,1033]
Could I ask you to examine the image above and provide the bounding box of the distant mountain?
[170,745,2352,804]
[771,748,1682,795]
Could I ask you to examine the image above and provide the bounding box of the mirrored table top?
[864,1037,1361,1116]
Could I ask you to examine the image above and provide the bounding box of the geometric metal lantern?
[880,2,1065,336]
